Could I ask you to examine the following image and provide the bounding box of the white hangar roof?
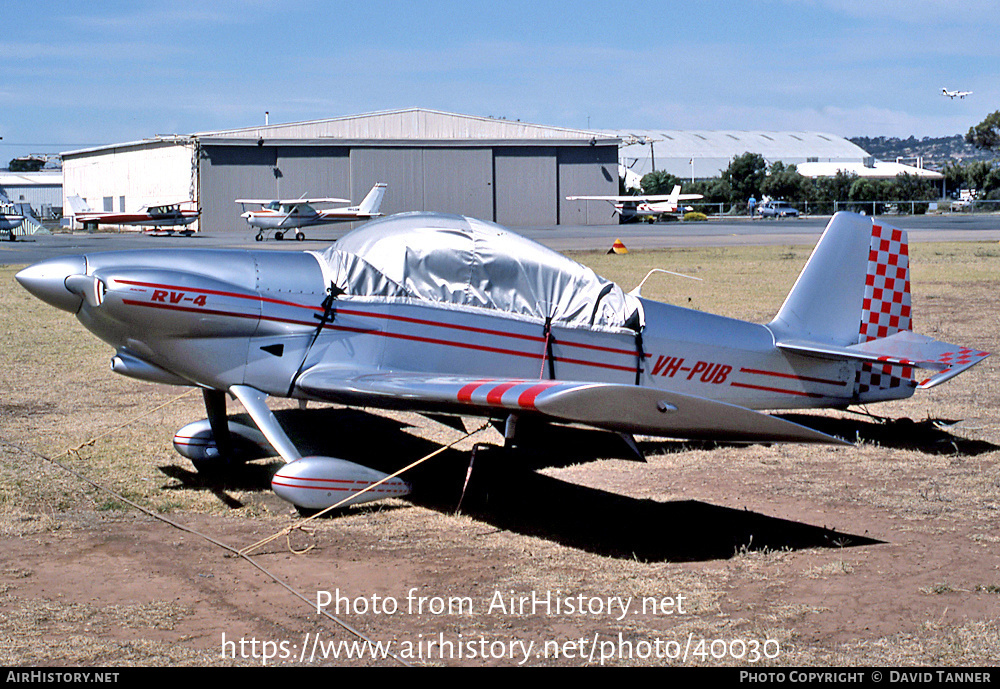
[0,171,63,187]
[797,160,944,179]
[606,129,871,179]
[610,129,869,161]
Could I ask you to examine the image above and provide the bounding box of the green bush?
[683,212,708,221]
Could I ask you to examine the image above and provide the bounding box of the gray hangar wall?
[198,142,616,232]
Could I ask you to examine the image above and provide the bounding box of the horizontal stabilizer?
[295,370,848,445]
[778,331,989,389]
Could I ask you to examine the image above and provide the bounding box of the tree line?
[640,154,947,215]
[639,110,1000,215]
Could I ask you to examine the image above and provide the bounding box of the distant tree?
[848,178,875,202]
[963,160,994,191]
[686,177,732,210]
[966,111,1000,151]
[640,170,682,195]
[810,171,856,207]
[888,173,935,201]
[941,160,967,196]
[722,152,766,206]
[761,161,808,201]
[8,157,44,172]
[982,166,1000,196]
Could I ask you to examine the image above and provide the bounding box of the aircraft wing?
[566,194,703,202]
[294,369,847,445]
[235,197,351,205]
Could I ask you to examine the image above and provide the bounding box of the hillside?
[849,135,997,167]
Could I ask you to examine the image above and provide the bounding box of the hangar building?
[610,129,873,181]
[61,108,620,232]
[0,171,63,219]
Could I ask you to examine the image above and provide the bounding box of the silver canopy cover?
[315,213,643,333]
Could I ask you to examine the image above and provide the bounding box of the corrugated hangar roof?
[63,109,618,157]
[197,107,613,143]
[608,129,869,161]
[0,171,63,186]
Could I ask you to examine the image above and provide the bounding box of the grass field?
[1,240,998,666]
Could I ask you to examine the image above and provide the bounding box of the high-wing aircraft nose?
[15,255,88,313]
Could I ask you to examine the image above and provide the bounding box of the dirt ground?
[1,240,998,667]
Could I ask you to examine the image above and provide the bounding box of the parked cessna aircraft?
[238,183,387,241]
[16,212,988,511]
[66,196,198,233]
[566,185,704,221]
[942,88,973,99]
[0,200,24,240]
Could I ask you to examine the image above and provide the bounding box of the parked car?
[758,200,800,218]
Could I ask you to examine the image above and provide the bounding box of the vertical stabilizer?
[769,212,911,347]
[858,222,911,342]
[358,183,387,216]
[668,185,681,205]
[66,195,93,215]
[769,212,929,400]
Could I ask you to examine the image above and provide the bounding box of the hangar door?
[275,147,351,200]
[493,147,557,227]
[421,148,492,219]
[200,145,278,234]
[350,147,492,220]
[558,146,618,225]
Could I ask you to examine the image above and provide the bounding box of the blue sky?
[2,0,996,161]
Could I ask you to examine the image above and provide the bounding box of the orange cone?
[608,238,629,255]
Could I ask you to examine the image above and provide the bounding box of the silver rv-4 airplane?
[15,212,988,511]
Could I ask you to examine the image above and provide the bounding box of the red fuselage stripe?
[729,381,826,398]
[739,367,845,386]
[114,278,645,358]
[119,296,639,373]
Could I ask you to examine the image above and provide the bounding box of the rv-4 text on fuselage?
[66,196,198,233]
[15,212,988,511]
[566,185,705,221]
[238,183,387,241]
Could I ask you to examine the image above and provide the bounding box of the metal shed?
[62,109,620,232]
[0,171,64,219]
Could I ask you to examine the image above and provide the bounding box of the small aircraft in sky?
[942,88,973,99]
[66,196,198,233]
[16,212,988,512]
[237,183,387,241]
[566,185,705,221]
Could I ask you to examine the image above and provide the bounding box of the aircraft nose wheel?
[295,232,305,241]
[255,231,263,242]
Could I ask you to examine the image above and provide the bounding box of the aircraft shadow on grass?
[155,407,919,562]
